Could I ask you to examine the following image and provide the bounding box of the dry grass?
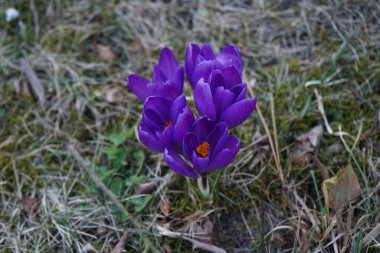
[0,0,379,252]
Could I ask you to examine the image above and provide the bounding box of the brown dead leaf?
[315,157,329,181]
[95,44,117,62]
[111,231,128,253]
[247,134,269,170]
[203,220,214,240]
[194,220,214,243]
[173,210,186,218]
[128,40,143,50]
[159,200,171,217]
[185,210,212,223]
[96,227,107,236]
[15,78,32,98]
[22,196,38,222]
[251,151,266,168]
[250,144,269,169]
[322,165,361,211]
[135,180,158,194]
[99,86,124,104]
[291,125,323,166]
[326,143,343,155]
[21,60,46,106]
[162,244,172,253]
[306,125,323,147]
[300,224,309,253]
[272,232,285,248]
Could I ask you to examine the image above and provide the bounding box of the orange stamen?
[196,141,210,157]
[163,120,172,129]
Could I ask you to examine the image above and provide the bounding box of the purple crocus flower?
[185,43,242,88]
[128,47,184,102]
[164,117,240,178]
[138,95,195,153]
[194,67,256,128]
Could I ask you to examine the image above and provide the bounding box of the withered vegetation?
[0,0,379,252]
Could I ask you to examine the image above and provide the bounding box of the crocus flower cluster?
[127,44,256,178]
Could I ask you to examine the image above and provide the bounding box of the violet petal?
[164,149,199,178]
[194,79,216,120]
[127,74,150,102]
[220,98,256,128]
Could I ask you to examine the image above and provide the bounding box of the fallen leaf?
[315,157,329,181]
[22,196,38,222]
[21,60,46,106]
[98,86,124,104]
[272,232,285,248]
[159,200,171,217]
[173,210,186,218]
[134,181,158,194]
[322,165,361,211]
[128,40,143,50]
[14,78,32,98]
[291,125,323,167]
[96,227,107,236]
[300,224,309,253]
[307,125,323,147]
[249,135,269,170]
[162,244,172,253]
[111,231,128,253]
[95,44,117,62]
[193,220,213,243]
[326,143,343,155]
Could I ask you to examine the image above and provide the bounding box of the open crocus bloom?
[164,117,240,178]
[185,43,242,88]
[128,47,184,102]
[194,67,256,128]
[138,95,195,153]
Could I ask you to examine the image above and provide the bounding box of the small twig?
[68,144,130,218]
[363,223,380,247]
[247,82,284,184]
[185,237,226,253]
[268,84,281,177]
[314,89,333,134]
[260,179,266,253]
[256,104,284,183]
[155,225,226,253]
[68,144,160,250]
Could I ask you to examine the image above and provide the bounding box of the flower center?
[163,120,172,129]
[196,141,210,158]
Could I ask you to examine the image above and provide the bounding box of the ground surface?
[0,0,379,252]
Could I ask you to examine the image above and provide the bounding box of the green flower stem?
[197,174,210,199]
